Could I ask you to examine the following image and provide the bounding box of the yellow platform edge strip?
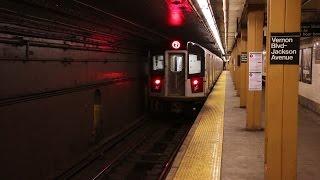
[173,72,226,180]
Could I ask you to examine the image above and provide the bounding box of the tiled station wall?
[299,37,320,114]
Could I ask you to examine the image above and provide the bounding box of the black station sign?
[270,32,300,65]
[240,52,247,63]
[301,23,320,37]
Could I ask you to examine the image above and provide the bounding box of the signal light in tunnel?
[171,40,181,49]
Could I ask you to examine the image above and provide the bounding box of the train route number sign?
[270,32,300,64]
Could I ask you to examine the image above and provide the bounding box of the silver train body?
[149,42,223,112]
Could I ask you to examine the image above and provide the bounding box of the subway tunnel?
[0,0,320,179]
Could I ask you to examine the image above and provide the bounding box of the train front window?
[152,55,164,70]
[189,54,201,74]
[170,54,183,72]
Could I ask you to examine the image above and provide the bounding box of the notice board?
[248,52,263,91]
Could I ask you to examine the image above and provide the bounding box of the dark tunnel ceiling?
[2,0,319,57]
[79,0,222,55]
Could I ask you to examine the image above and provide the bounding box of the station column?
[246,9,263,129]
[265,0,300,179]
[240,29,247,107]
[236,38,241,96]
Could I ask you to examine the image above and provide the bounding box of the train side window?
[170,55,183,72]
[189,54,201,74]
[152,55,164,70]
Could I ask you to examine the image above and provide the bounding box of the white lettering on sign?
[271,43,286,48]
[271,55,294,60]
[271,49,297,54]
[271,37,293,43]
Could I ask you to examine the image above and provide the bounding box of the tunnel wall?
[299,37,320,115]
[0,41,145,179]
[0,1,152,178]
[0,43,147,179]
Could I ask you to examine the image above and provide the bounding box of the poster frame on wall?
[301,47,313,84]
[314,41,320,64]
[248,52,263,91]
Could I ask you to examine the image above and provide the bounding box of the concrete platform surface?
[167,71,320,180]
[298,106,320,180]
[221,72,264,180]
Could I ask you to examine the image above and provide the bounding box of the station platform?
[166,71,320,180]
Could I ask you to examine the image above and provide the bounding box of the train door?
[207,57,210,89]
[166,52,186,96]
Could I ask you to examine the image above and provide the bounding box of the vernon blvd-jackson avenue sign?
[270,32,300,65]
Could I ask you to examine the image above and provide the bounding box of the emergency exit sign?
[270,32,300,65]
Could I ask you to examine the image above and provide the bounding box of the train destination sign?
[270,32,300,65]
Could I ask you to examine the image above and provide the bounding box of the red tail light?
[154,79,161,85]
[151,76,163,92]
[191,77,203,93]
[193,79,199,85]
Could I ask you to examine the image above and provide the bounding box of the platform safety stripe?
[173,72,226,180]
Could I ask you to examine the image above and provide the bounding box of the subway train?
[149,41,224,113]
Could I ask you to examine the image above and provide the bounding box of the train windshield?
[188,54,201,74]
[170,55,183,72]
[152,55,164,70]
[167,53,185,96]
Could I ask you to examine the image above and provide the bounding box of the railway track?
[57,113,194,180]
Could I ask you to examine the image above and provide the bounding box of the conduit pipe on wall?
[223,0,228,52]
[72,0,169,40]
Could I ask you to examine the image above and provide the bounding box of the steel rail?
[157,120,194,180]
[54,116,147,180]
[91,135,149,180]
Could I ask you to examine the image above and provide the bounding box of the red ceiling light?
[171,40,181,49]
[166,0,191,26]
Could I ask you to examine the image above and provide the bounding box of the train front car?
[149,41,222,113]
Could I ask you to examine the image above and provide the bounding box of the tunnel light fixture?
[195,0,225,55]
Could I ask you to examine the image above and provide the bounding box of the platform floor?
[298,106,320,179]
[167,71,320,180]
[221,72,264,180]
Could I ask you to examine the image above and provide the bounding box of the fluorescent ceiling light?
[196,0,225,55]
